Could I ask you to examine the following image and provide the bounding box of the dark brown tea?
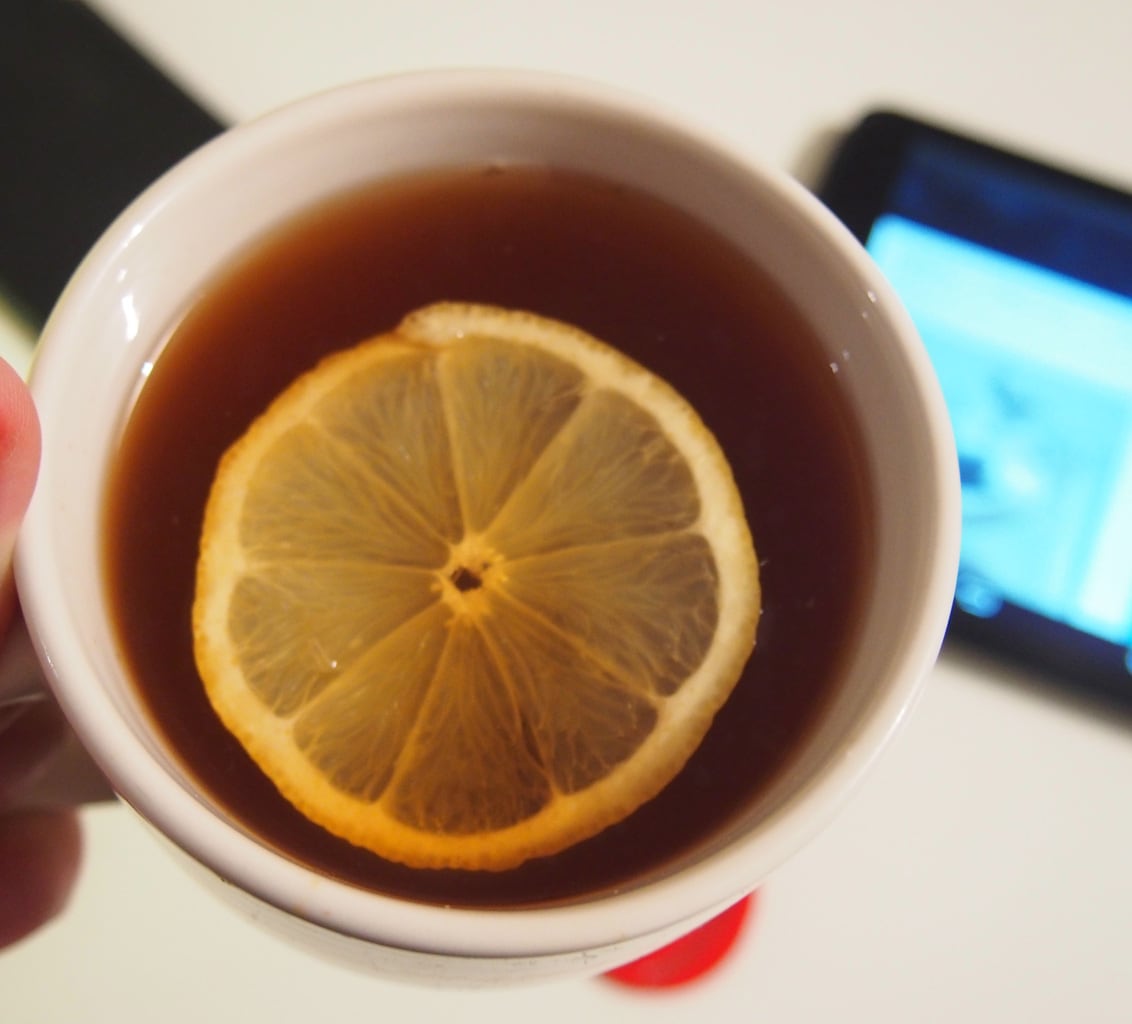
[103,165,873,907]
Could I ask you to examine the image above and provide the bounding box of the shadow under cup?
[16,72,960,983]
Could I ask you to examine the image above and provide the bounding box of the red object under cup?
[604,892,756,989]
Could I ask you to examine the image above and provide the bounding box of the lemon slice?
[193,303,760,871]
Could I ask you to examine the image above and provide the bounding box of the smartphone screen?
[819,111,1132,703]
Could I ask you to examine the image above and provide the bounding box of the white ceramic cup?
[9,70,960,985]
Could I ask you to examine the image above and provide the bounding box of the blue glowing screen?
[869,216,1132,649]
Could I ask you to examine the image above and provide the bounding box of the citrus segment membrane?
[193,302,760,870]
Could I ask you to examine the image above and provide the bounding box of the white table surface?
[3,1,1132,1020]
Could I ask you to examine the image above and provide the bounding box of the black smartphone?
[817,110,1132,706]
[0,0,225,326]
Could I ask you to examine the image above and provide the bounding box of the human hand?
[0,356,82,950]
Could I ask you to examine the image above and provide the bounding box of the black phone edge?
[817,108,1132,232]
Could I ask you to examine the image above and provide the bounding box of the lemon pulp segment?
[193,303,760,870]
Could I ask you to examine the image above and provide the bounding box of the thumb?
[0,358,41,634]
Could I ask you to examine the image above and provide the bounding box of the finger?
[0,699,70,806]
[0,358,41,634]
[0,807,82,950]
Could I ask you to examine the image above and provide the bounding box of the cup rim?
[16,68,960,962]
